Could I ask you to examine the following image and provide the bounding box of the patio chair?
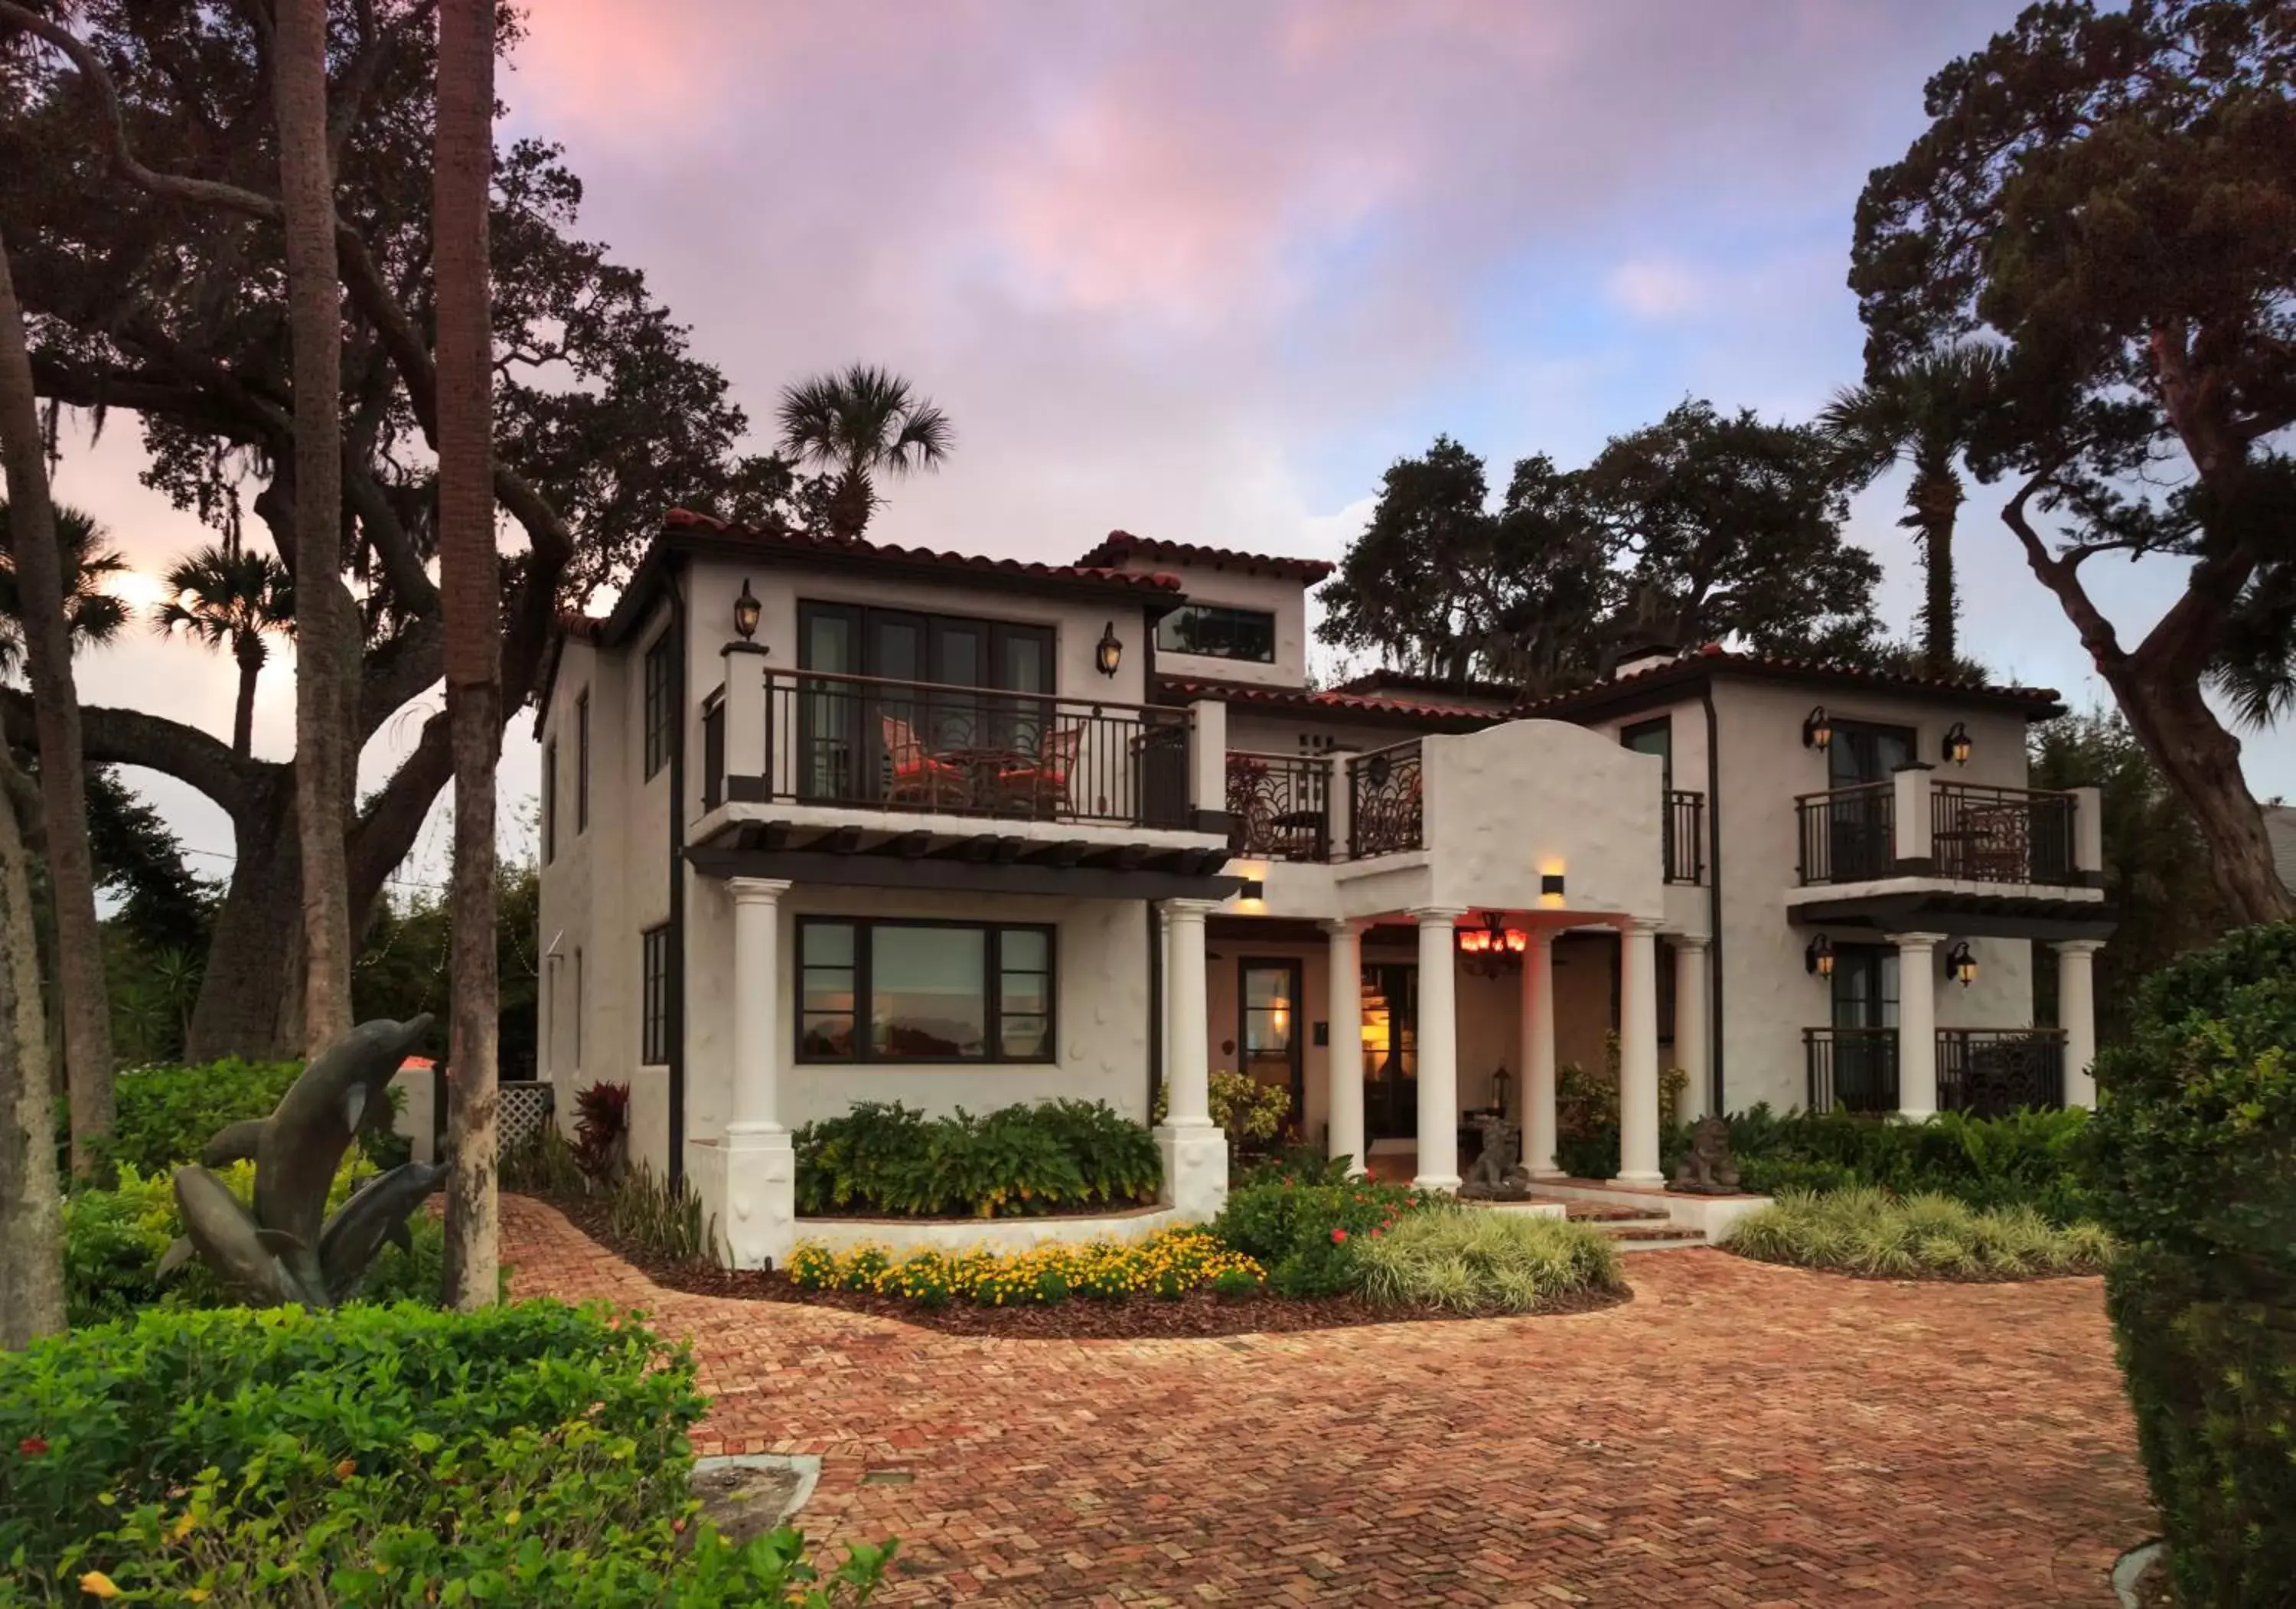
[880,713,965,807]
[996,725,1081,817]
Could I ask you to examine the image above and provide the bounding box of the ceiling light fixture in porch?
[1095,621,1124,677]
[732,578,762,641]
[1802,706,1834,751]
[1805,933,1835,977]
[1942,721,1972,766]
[1946,941,1978,987]
[1459,912,1528,976]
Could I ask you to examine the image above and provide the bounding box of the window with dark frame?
[640,925,670,1064]
[572,947,583,1069]
[541,738,557,863]
[1155,603,1277,663]
[575,689,591,833]
[642,632,673,779]
[797,918,1057,1062]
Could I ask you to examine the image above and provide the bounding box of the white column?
[719,642,769,782]
[1892,763,1935,870]
[1186,700,1228,823]
[2056,939,2102,1109]
[1412,907,1466,1192]
[1674,934,1711,1124]
[711,877,794,1271]
[1155,898,1228,1217]
[1521,929,1560,1179]
[1323,920,1366,1175]
[1617,918,1664,1185]
[1892,931,1945,1121]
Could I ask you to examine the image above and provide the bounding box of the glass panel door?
[1241,961,1303,1133]
[798,605,860,801]
[1361,962,1418,1141]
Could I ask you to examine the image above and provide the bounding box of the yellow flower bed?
[787,1228,1264,1307]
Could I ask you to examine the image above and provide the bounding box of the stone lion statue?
[1459,1114,1532,1200]
[1669,1115,1741,1196]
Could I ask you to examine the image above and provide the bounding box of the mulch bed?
[524,1190,1631,1340]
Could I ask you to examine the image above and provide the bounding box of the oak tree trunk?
[2108,664,2292,928]
[0,752,64,1346]
[0,224,113,1175]
[184,782,300,1060]
[273,0,357,1056]
[435,0,501,1310]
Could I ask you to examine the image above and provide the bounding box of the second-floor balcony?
[1224,739,1707,883]
[706,667,1197,831]
[1803,1026,2069,1118]
[1795,777,2086,888]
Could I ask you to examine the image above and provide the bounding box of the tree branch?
[358,618,444,742]
[1999,468,2129,675]
[343,462,440,615]
[0,690,266,821]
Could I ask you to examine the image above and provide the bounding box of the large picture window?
[640,924,670,1064]
[1156,604,1276,663]
[798,919,1056,1062]
[575,689,591,832]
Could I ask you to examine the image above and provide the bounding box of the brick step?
[1550,1201,1671,1224]
[1604,1223,1707,1243]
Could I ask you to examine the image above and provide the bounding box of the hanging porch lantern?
[1942,721,1973,766]
[1802,706,1834,751]
[1805,933,1835,977]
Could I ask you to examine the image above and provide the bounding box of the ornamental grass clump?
[1721,1186,2112,1279]
[1352,1209,1624,1316]
[785,1229,1263,1309]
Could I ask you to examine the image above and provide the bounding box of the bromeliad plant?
[786,1229,1263,1309]
[574,1080,634,1186]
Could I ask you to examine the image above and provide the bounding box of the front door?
[1361,962,1417,1141]
[1240,960,1304,1136]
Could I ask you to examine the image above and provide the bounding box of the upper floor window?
[575,690,591,832]
[799,601,1051,693]
[642,631,673,779]
[542,738,558,863]
[1156,604,1275,663]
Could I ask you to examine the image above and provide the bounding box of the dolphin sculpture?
[165,1016,442,1307]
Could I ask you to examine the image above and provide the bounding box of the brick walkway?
[505,1195,2151,1607]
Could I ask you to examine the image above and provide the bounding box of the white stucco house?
[533,511,2114,1267]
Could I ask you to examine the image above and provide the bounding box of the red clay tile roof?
[1337,668,1521,702]
[665,509,1185,595]
[1512,643,2066,720]
[1077,530,1336,582]
[1155,677,1500,729]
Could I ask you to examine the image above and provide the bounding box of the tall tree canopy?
[1850,0,2296,923]
[0,0,804,1053]
[1318,403,1882,690]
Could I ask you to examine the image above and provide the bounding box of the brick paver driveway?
[507,1196,2150,1607]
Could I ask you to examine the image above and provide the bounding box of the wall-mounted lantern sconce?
[1805,933,1835,977]
[732,578,762,641]
[1235,878,1264,902]
[1942,721,1972,766]
[1095,621,1123,677]
[1540,872,1566,899]
[1802,706,1834,751]
[1489,1065,1513,1119]
[1946,940,1978,987]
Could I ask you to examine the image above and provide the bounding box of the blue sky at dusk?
[46,0,2294,891]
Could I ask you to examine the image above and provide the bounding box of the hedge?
[86,1058,408,1180]
[794,1099,1160,1218]
[0,1302,887,1605]
[2088,922,2296,1607]
[1720,1106,2095,1223]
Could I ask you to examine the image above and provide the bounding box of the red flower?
[1329,1227,1349,1245]
[1370,1229,1383,1239]
[18,1437,46,1457]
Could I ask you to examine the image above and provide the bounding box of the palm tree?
[434,0,502,1310]
[152,544,295,759]
[1818,344,2004,677]
[0,504,132,672]
[776,364,954,540]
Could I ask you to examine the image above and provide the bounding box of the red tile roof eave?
[1154,677,1502,727]
[1078,530,1336,583]
[1512,650,2067,722]
[664,509,1186,598]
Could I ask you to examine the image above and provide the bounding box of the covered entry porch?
[1169,908,1711,1190]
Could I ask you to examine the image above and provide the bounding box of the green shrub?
[1153,1070,1294,1158]
[1720,1186,2112,1279]
[1698,1105,2095,1222]
[2088,923,2296,1607]
[794,1099,1159,1219]
[1552,1037,1690,1178]
[61,1160,442,1324]
[0,1302,886,1604]
[0,1303,883,1604]
[86,1057,410,1181]
[1212,1177,1435,1296]
[1355,1209,1623,1314]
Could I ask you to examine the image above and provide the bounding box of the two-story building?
[535,511,2112,1267]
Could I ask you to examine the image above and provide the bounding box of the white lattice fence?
[498,1082,556,1153]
